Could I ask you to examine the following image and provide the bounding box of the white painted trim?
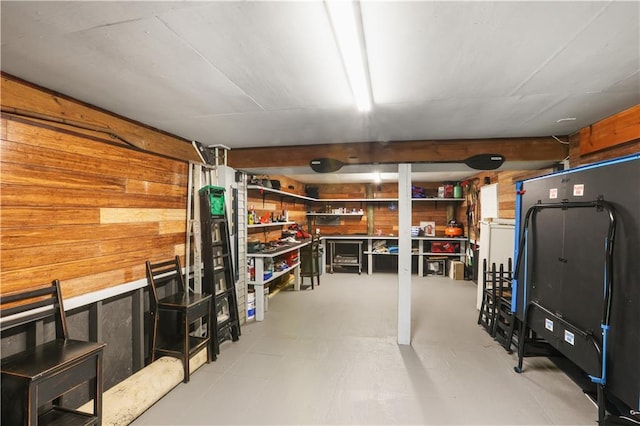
[64,278,148,311]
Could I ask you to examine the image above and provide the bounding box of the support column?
[397,163,412,345]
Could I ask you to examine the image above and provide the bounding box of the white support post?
[397,163,412,345]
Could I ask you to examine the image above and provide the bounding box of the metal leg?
[150,313,159,363]
[477,293,486,325]
[329,242,335,273]
[207,300,213,363]
[514,304,530,373]
[183,312,189,383]
[597,384,606,425]
[504,315,517,353]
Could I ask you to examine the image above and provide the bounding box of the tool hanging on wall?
[464,178,480,270]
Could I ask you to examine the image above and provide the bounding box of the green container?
[199,185,225,216]
[453,182,462,199]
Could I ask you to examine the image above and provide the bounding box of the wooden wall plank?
[2,234,184,271]
[1,185,185,209]
[125,180,185,197]
[3,121,188,186]
[572,107,639,167]
[1,249,177,296]
[2,75,201,163]
[61,269,148,299]
[2,162,127,192]
[174,244,186,257]
[0,207,100,227]
[580,104,640,155]
[100,208,185,224]
[1,93,190,298]
[160,221,186,235]
[1,223,160,249]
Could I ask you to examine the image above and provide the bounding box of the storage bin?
[199,185,225,216]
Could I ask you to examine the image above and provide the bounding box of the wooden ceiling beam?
[579,104,640,156]
[228,137,568,169]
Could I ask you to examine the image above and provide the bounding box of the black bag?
[305,186,319,198]
[270,180,281,190]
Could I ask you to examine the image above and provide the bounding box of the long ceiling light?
[326,0,372,112]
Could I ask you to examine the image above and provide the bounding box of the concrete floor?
[133,273,598,425]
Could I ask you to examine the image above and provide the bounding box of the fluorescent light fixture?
[326,0,372,112]
[372,170,382,183]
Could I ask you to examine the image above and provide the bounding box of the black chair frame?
[146,256,213,383]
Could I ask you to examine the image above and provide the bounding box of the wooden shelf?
[248,185,315,201]
[248,221,296,228]
[306,213,363,217]
[317,197,398,202]
[39,407,97,426]
[248,261,301,285]
[412,197,464,202]
[246,241,308,258]
[422,252,465,256]
[412,236,467,241]
[155,335,209,357]
[364,251,420,256]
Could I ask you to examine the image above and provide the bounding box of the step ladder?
[186,144,232,293]
[198,185,241,359]
[186,161,218,294]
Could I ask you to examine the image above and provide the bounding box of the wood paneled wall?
[246,174,310,242]
[1,74,200,163]
[570,131,639,167]
[247,180,466,240]
[578,104,640,156]
[1,84,189,299]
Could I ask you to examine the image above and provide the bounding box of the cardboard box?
[448,260,464,280]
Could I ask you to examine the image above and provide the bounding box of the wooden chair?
[145,256,212,383]
[300,235,321,289]
[488,259,515,350]
[477,259,513,341]
[1,280,106,425]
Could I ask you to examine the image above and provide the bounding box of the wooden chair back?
[145,256,187,310]
[0,279,68,340]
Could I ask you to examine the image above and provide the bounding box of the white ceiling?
[1,1,638,183]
